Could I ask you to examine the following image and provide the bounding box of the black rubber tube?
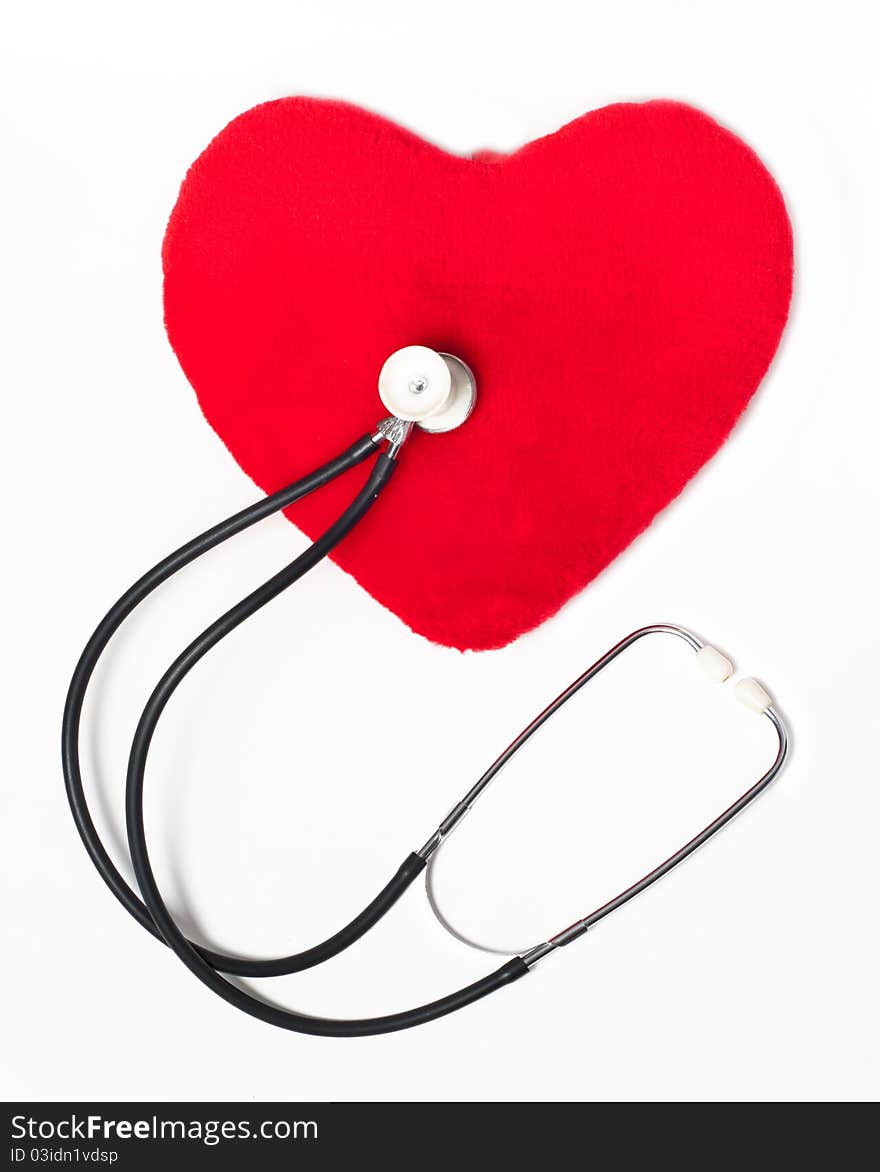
[62,435,424,976]
[125,455,530,1035]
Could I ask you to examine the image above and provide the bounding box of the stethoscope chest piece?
[378,345,477,432]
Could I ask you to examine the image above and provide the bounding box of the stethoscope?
[62,345,789,1037]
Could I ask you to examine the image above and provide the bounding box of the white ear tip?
[696,645,734,683]
[378,345,452,422]
[735,677,772,713]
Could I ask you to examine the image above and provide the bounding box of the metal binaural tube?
[417,624,704,861]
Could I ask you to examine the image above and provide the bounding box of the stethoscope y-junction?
[62,346,789,1037]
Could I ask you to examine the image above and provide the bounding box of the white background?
[2,1,878,1103]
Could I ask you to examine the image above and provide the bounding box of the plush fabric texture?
[163,98,792,651]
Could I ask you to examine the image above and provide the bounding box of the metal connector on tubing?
[372,416,413,460]
[416,799,471,860]
[520,921,590,969]
[519,941,556,968]
[416,830,443,860]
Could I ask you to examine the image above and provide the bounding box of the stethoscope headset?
[62,345,789,1037]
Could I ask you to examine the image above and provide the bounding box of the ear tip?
[735,676,772,713]
[696,644,734,683]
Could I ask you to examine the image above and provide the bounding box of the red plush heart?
[163,98,792,650]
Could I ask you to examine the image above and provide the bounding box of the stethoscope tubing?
[63,424,788,1036]
[62,433,427,978]
[119,438,528,1035]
